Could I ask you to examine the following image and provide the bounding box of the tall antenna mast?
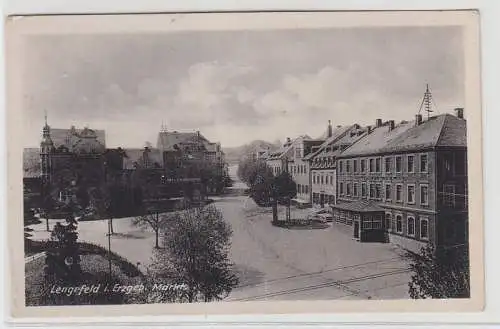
[418,83,435,120]
[160,120,167,133]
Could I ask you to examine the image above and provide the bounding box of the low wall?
[388,233,426,254]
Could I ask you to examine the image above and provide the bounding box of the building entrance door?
[354,221,360,239]
[320,193,325,208]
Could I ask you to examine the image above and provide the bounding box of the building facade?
[286,135,324,206]
[38,120,108,207]
[334,110,468,251]
[306,124,368,209]
[24,121,228,216]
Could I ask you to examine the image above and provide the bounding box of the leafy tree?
[407,243,470,299]
[43,211,82,304]
[249,164,275,206]
[152,205,238,302]
[89,184,115,234]
[238,158,298,223]
[237,157,261,185]
[273,171,297,222]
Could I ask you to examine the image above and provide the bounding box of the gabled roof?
[340,114,466,157]
[304,125,366,160]
[122,148,163,170]
[380,114,466,153]
[51,127,106,150]
[266,135,311,161]
[157,131,209,151]
[339,121,413,157]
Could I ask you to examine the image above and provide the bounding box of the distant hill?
[223,140,279,165]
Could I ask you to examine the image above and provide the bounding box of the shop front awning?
[332,200,384,213]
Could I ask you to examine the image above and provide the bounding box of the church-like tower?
[40,113,54,185]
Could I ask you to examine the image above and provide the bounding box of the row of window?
[387,213,429,240]
[313,156,334,167]
[331,210,429,240]
[312,173,335,185]
[297,183,309,195]
[339,182,429,205]
[291,164,308,175]
[312,193,335,205]
[339,154,428,174]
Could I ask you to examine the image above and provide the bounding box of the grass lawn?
[25,253,144,306]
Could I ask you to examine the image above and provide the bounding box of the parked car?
[307,208,333,222]
[306,213,328,223]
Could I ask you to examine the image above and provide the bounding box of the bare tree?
[132,210,167,249]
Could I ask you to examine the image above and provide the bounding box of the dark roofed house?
[333,112,468,251]
[122,147,164,170]
[51,126,106,154]
[157,130,209,152]
[307,124,368,209]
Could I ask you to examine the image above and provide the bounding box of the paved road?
[222,165,410,301]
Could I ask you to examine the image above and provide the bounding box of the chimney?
[286,137,291,143]
[415,114,423,126]
[367,125,372,134]
[388,120,395,131]
[327,120,333,138]
[376,119,383,128]
[454,108,464,119]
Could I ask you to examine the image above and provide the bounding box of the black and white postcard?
[6,10,484,318]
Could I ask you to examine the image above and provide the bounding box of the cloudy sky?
[22,26,464,148]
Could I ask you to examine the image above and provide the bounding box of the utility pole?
[107,219,112,277]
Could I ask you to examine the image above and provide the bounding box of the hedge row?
[25,239,142,278]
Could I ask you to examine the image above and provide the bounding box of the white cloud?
[166,62,256,126]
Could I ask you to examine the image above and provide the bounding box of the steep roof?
[340,114,466,158]
[266,135,311,161]
[157,131,209,151]
[122,148,163,170]
[50,127,106,150]
[304,125,366,160]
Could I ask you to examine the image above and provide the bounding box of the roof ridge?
[434,114,450,147]
[307,125,356,159]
